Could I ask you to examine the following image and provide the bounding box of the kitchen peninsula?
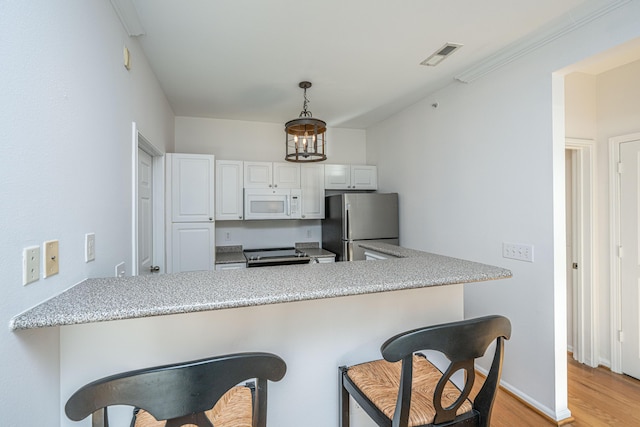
[11,242,511,427]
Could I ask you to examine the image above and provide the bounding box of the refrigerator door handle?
[345,204,351,240]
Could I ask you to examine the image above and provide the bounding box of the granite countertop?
[10,242,511,331]
[294,242,335,258]
[301,248,336,258]
[215,245,246,264]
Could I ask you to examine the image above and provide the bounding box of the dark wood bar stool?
[65,352,286,427]
[339,315,511,427]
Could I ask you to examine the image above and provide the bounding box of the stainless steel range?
[243,247,310,267]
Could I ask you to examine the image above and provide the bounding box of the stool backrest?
[65,352,287,427]
[380,315,511,427]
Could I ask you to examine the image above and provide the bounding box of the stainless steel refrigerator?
[322,192,399,261]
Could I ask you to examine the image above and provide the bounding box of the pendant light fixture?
[285,81,327,162]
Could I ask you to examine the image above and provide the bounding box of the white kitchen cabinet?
[244,161,300,189]
[215,262,247,271]
[166,153,215,273]
[171,222,215,272]
[324,164,377,190]
[215,160,244,220]
[300,164,325,219]
[169,153,215,222]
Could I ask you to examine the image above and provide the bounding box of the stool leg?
[339,366,349,427]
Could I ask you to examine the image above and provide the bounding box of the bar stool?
[65,352,286,427]
[339,315,511,427]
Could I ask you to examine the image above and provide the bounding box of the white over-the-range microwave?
[244,189,302,220]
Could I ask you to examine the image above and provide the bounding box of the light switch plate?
[85,233,95,262]
[44,240,59,277]
[502,242,534,262]
[23,246,40,285]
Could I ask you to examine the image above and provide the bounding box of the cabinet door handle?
[239,215,243,219]
[209,217,213,221]
[149,266,160,272]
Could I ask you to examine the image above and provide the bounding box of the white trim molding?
[132,122,165,276]
[455,0,632,83]
[566,138,597,368]
[109,0,145,36]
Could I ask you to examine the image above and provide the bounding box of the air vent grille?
[420,43,463,67]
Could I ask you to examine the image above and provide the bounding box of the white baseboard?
[476,366,572,422]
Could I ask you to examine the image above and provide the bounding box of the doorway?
[132,122,165,276]
[565,139,597,368]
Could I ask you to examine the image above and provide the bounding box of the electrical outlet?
[115,262,125,278]
[225,232,231,241]
[22,246,40,285]
[44,240,59,277]
[85,233,95,262]
[503,242,534,262]
[306,229,312,238]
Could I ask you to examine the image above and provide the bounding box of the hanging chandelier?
[285,81,327,162]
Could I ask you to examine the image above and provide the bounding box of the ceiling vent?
[420,43,463,67]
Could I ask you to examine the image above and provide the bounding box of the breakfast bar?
[11,243,511,427]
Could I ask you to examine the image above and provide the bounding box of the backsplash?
[215,219,322,249]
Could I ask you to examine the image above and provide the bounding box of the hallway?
[486,354,640,426]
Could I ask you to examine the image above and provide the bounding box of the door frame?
[566,138,597,367]
[132,122,165,276]
[609,131,640,374]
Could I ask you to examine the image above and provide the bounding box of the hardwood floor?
[483,354,640,426]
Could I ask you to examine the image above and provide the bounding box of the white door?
[171,223,215,272]
[300,164,325,219]
[351,165,378,190]
[324,164,351,189]
[273,162,300,189]
[215,160,244,220]
[138,148,154,275]
[170,154,215,222]
[621,139,640,379]
[244,161,273,188]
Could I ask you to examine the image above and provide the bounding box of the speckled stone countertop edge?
[10,244,512,331]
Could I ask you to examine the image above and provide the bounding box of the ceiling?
[118,0,635,129]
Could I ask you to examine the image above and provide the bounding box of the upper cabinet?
[215,160,244,221]
[169,153,215,222]
[244,162,300,188]
[324,164,377,190]
[244,161,300,189]
[300,164,325,219]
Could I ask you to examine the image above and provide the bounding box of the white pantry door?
[621,139,640,379]
[137,148,153,275]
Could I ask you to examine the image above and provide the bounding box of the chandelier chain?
[299,87,312,118]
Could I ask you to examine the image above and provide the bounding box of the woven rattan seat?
[346,354,473,426]
[133,385,253,427]
[339,315,511,427]
[65,352,286,427]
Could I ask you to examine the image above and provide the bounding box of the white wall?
[366,2,640,421]
[565,73,597,139]
[0,2,174,425]
[175,116,367,164]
